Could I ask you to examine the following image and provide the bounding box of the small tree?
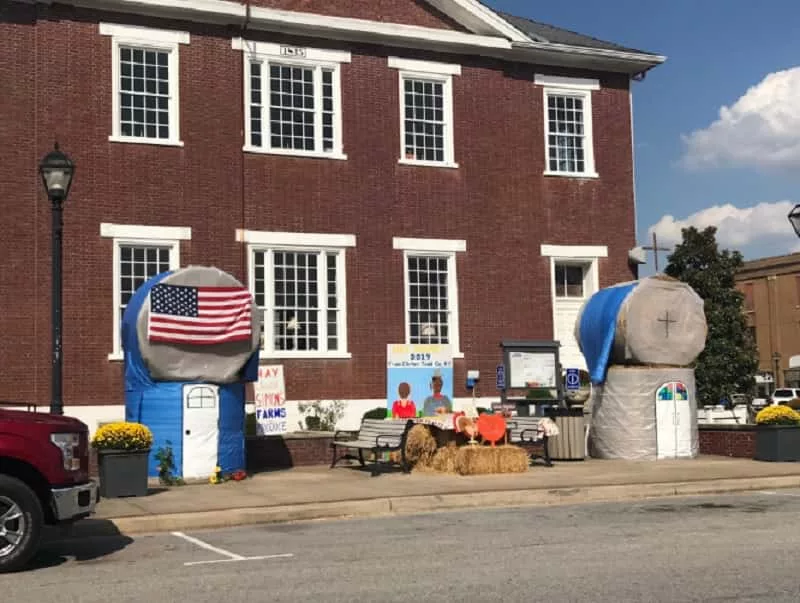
[664,225,758,406]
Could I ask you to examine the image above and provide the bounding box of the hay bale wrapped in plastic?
[575,275,707,384]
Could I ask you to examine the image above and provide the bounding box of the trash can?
[546,407,586,460]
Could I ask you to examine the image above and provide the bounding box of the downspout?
[239,0,251,282]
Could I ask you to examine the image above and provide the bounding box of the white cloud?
[680,67,800,171]
[648,201,797,250]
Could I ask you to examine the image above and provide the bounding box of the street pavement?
[5,489,800,602]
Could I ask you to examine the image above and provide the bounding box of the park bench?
[330,418,415,477]
[507,416,553,467]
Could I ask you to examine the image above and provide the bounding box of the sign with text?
[386,344,453,418]
[254,365,287,435]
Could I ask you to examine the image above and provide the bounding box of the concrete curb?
[64,474,800,538]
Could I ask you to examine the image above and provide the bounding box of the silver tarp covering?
[589,366,698,460]
[136,266,262,383]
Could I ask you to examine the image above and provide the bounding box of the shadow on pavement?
[25,520,135,571]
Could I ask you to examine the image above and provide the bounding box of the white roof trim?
[393,237,467,253]
[535,74,600,91]
[236,230,356,248]
[98,22,190,44]
[231,38,351,63]
[540,244,608,258]
[100,223,192,240]
[423,0,530,42]
[388,57,461,76]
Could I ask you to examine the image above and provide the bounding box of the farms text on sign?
[254,365,287,435]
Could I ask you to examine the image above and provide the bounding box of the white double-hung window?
[536,74,599,178]
[233,39,350,160]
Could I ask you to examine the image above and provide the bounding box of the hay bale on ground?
[430,443,459,474]
[454,445,528,475]
[405,424,437,468]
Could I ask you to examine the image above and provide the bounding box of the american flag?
[147,284,253,345]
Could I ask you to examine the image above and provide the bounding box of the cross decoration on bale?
[658,311,677,338]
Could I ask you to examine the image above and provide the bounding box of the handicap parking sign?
[565,368,580,391]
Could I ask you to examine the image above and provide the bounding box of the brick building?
[1,0,664,431]
[736,253,800,392]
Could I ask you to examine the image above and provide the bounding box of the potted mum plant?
[91,421,153,498]
[754,405,800,462]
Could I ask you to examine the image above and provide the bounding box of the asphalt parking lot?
[5,489,800,602]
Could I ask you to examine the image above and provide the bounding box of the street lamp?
[39,143,75,415]
[789,204,800,239]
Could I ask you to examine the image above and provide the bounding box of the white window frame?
[389,57,460,169]
[101,223,191,360]
[536,74,599,179]
[393,237,465,358]
[99,23,189,147]
[233,39,350,161]
[238,230,354,359]
[541,244,607,316]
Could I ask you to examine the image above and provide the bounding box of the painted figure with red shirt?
[392,382,417,419]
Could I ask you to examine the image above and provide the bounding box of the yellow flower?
[214,466,222,473]
[756,406,800,426]
[91,422,154,451]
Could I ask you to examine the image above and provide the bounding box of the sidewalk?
[73,456,800,537]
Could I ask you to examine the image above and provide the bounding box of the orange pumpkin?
[476,414,507,447]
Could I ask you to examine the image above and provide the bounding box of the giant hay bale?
[576,275,707,369]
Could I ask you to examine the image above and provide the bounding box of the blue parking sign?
[496,365,506,390]
[565,368,580,391]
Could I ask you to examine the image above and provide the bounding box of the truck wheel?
[0,475,43,573]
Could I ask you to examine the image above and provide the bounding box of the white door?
[675,398,693,457]
[552,262,592,371]
[182,384,220,479]
[656,399,677,459]
[554,300,586,371]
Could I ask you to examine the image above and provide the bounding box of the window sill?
[108,352,124,361]
[398,158,459,169]
[259,351,352,360]
[243,146,348,161]
[543,170,599,179]
[108,135,184,147]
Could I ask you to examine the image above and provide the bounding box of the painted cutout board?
[387,344,453,418]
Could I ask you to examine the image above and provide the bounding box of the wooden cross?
[642,231,671,272]
[658,311,677,337]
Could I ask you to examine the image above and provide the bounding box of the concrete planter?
[755,425,800,462]
[97,449,150,498]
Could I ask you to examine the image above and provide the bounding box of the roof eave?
[510,41,666,76]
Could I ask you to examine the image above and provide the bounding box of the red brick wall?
[698,426,755,458]
[248,0,465,30]
[0,3,637,408]
[246,434,334,470]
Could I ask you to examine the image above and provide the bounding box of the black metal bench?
[507,416,553,467]
[330,418,414,476]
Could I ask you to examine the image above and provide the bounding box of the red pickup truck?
[0,407,98,572]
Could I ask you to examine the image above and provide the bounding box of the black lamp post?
[39,143,75,416]
[789,204,800,239]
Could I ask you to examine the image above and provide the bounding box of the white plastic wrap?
[575,275,707,367]
[589,366,698,460]
[136,266,262,383]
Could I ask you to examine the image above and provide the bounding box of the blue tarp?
[577,282,639,385]
[121,270,258,477]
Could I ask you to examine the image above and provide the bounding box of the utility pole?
[642,232,671,272]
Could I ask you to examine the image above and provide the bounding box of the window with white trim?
[536,74,598,177]
[101,223,190,359]
[99,23,188,146]
[554,263,586,298]
[247,238,350,357]
[389,57,459,167]
[236,40,349,159]
[393,237,465,356]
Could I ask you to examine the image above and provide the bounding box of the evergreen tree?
[664,225,758,405]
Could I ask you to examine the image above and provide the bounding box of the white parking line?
[758,490,800,497]
[171,531,294,566]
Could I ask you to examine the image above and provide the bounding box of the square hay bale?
[454,445,529,475]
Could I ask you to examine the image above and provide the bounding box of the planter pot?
[97,449,151,498]
[755,425,800,462]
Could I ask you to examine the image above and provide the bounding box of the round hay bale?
[575,275,707,367]
[405,424,436,467]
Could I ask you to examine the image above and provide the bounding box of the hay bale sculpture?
[122,266,261,479]
[575,274,707,460]
[407,413,529,475]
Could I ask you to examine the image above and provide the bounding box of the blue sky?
[487,0,800,270]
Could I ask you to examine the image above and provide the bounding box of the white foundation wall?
[20,396,505,438]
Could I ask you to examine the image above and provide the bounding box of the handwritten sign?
[254,365,287,435]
